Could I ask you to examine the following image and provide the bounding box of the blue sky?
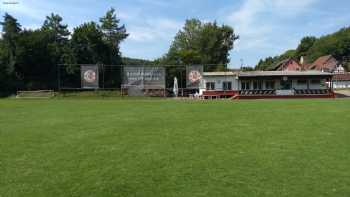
[1,0,350,67]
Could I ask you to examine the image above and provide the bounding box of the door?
[280,80,292,90]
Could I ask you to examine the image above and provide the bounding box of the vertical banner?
[123,66,165,89]
[81,65,99,89]
[186,65,203,88]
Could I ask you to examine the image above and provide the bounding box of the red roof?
[308,55,338,71]
[333,73,350,81]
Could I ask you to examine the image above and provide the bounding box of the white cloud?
[127,18,182,43]
[225,0,318,66]
[0,0,48,20]
[136,0,171,7]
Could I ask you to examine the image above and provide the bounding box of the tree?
[42,13,71,64]
[15,29,58,90]
[99,7,128,65]
[0,13,21,93]
[0,13,21,74]
[241,66,255,71]
[42,13,69,42]
[71,22,108,64]
[163,19,239,71]
[257,26,350,69]
[295,36,316,61]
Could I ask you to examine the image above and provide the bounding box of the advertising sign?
[123,66,165,89]
[186,65,203,88]
[81,65,99,89]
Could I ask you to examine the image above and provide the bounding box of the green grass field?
[1,98,350,197]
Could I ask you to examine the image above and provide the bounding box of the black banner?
[81,65,99,89]
[123,66,165,89]
[186,65,203,88]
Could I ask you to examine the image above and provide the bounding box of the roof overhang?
[203,72,237,77]
[238,71,333,78]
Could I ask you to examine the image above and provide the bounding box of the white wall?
[200,75,238,91]
[333,81,350,89]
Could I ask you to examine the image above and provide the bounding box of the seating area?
[238,89,332,96]
[294,89,331,95]
[239,90,276,96]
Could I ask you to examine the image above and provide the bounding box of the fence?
[57,64,233,97]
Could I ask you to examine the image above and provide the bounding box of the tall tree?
[0,13,21,93]
[99,8,128,64]
[0,13,21,74]
[295,36,316,61]
[42,13,71,64]
[163,19,238,71]
[15,29,59,90]
[42,13,69,42]
[71,22,108,64]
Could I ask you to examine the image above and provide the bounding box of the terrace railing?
[239,89,332,96]
[294,89,332,95]
[239,90,276,96]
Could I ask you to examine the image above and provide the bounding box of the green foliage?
[42,13,70,42]
[0,9,129,94]
[256,27,350,69]
[294,36,316,60]
[306,27,350,63]
[121,57,154,65]
[255,50,295,71]
[241,66,255,71]
[162,19,238,71]
[71,22,108,64]
[0,13,22,92]
[15,29,58,89]
[0,13,21,75]
[100,7,128,64]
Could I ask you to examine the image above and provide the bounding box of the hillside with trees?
[256,27,350,71]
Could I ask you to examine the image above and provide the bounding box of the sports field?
[1,98,350,197]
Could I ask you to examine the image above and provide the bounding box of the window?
[206,82,215,90]
[241,81,250,90]
[253,80,263,90]
[297,80,307,85]
[280,80,292,90]
[265,81,275,89]
[311,79,320,84]
[223,81,232,90]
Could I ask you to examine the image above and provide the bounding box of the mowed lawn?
[1,99,350,197]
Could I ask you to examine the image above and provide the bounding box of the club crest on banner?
[189,70,202,83]
[186,65,204,89]
[83,70,97,83]
[81,65,99,89]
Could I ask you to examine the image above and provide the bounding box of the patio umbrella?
[173,77,179,97]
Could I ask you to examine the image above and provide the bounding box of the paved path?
[335,90,350,98]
